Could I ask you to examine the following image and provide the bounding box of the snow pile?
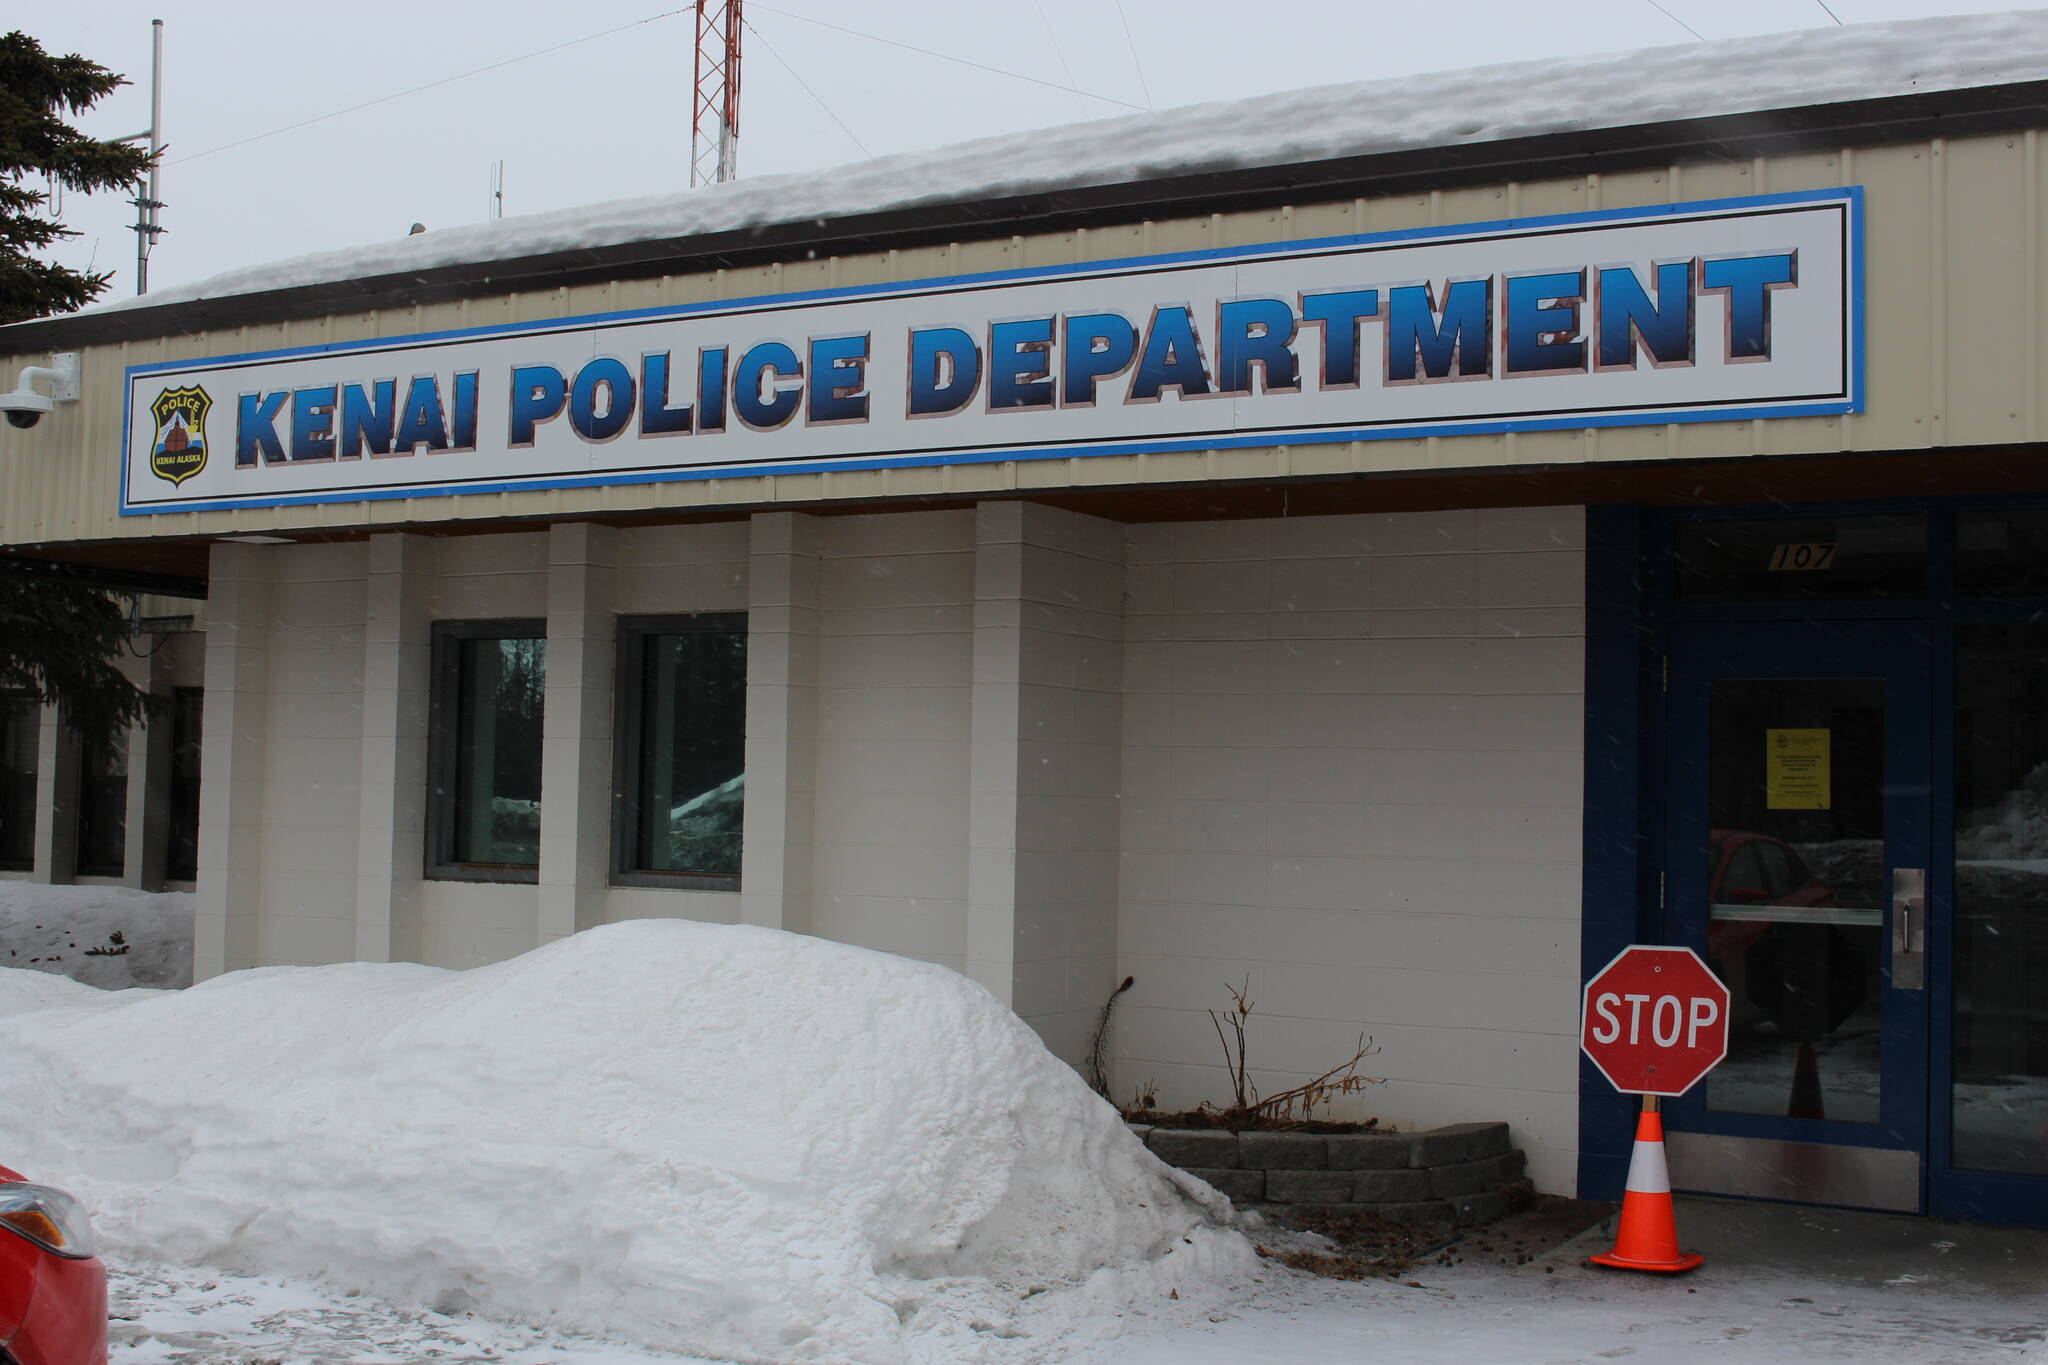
[0,920,1240,1364]
[58,10,2048,320]
[1958,759,2048,862]
[0,880,194,989]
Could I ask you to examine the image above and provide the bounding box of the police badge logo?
[149,386,211,486]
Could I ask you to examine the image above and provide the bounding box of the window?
[165,687,203,883]
[428,621,546,881]
[74,728,127,878]
[613,615,746,888]
[0,695,37,872]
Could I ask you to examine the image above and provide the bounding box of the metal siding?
[5,132,2044,548]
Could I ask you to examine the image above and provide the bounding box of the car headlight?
[0,1182,97,1259]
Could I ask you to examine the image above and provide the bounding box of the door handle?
[1892,867,1926,991]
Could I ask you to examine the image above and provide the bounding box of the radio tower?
[691,0,743,186]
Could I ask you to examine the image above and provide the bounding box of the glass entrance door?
[1663,620,1933,1212]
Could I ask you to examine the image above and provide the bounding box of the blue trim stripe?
[119,186,1863,516]
[121,397,1857,517]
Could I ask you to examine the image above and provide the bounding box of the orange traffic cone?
[1787,1041,1826,1120]
[1589,1099,1703,1274]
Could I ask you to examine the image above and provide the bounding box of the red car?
[0,1166,106,1365]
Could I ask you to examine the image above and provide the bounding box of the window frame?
[610,612,748,892]
[426,618,547,884]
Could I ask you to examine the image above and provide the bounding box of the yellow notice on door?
[1767,728,1832,810]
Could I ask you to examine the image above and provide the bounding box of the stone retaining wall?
[1131,1121,1533,1227]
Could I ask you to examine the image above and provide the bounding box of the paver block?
[1239,1132,1328,1170]
[1502,1177,1537,1210]
[1147,1129,1239,1169]
[1430,1156,1508,1197]
[1407,1122,1512,1168]
[1326,1133,1410,1170]
[1352,1168,1435,1202]
[1189,1167,1265,1202]
[1449,1188,1510,1225]
[1265,1169,1354,1204]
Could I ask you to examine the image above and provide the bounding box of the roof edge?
[8,80,2048,354]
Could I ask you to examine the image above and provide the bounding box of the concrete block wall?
[1114,508,1586,1193]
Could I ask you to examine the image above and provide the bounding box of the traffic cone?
[1787,1041,1826,1120]
[1589,1100,1704,1274]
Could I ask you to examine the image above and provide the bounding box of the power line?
[1115,0,1155,111]
[1813,0,1844,23]
[1033,0,1089,118]
[172,7,695,165]
[743,16,871,160]
[1642,0,1706,42]
[747,3,1147,112]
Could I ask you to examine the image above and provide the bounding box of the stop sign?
[1581,945,1731,1097]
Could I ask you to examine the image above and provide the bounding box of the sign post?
[1580,945,1731,1273]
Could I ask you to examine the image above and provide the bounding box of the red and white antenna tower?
[691,0,743,187]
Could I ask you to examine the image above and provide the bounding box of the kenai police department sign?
[120,189,1861,515]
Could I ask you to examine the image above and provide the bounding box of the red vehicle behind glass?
[0,1165,106,1365]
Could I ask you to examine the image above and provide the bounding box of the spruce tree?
[0,29,154,324]
[0,32,158,750]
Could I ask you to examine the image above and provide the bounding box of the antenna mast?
[690,0,743,186]
[122,19,166,294]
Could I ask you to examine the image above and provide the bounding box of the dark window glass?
[0,695,37,872]
[615,615,746,884]
[1955,509,2048,597]
[75,728,127,878]
[1673,514,1926,603]
[429,622,546,878]
[166,687,203,882]
[1952,622,2048,1175]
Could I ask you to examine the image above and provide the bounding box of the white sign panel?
[121,188,1861,515]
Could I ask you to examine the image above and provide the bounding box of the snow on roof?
[86,9,2048,317]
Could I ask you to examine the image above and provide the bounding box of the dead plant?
[1204,976,1383,1125]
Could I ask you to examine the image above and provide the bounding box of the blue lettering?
[1701,252,1797,360]
[1596,263,1695,370]
[508,366,566,446]
[1386,279,1492,383]
[394,376,450,452]
[1216,298,1300,395]
[290,386,337,462]
[1061,313,1137,406]
[1128,306,1212,402]
[698,348,728,433]
[807,334,870,424]
[569,357,635,442]
[450,371,478,449]
[337,381,396,458]
[988,318,1055,410]
[908,327,980,417]
[640,352,694,435]
[734,341,802,430]
[1503,271,1587,377]
[1299,289,1379,388]
[236,391,289,467]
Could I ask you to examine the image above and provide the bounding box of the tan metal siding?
[5,129,2045,548]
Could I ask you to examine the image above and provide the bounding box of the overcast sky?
[28,0,2040,299]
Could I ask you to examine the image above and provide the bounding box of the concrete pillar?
[739,511,819,935]
[193,543,272,981]
[356,534,432,962]
[122,643,175,891]
[969,501,1126,1063]
[31,703,77,884]
[537,523,617,944]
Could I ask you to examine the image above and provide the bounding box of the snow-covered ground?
[0,879,193,989]
[103,1233,2047,1365]
[2,919,1247,1364]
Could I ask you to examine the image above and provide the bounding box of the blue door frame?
[1581,498,2048,1226]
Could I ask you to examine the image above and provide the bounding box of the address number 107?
[1768,542,1838,571]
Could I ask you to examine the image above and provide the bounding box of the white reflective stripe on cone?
[1622,1138,1672,1195]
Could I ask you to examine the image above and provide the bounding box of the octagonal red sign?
[1580,945,1731,1097]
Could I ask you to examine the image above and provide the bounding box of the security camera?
[0,390,53,429]
[1,354,79,432]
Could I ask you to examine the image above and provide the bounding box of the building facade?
[3,18,2044,1224]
